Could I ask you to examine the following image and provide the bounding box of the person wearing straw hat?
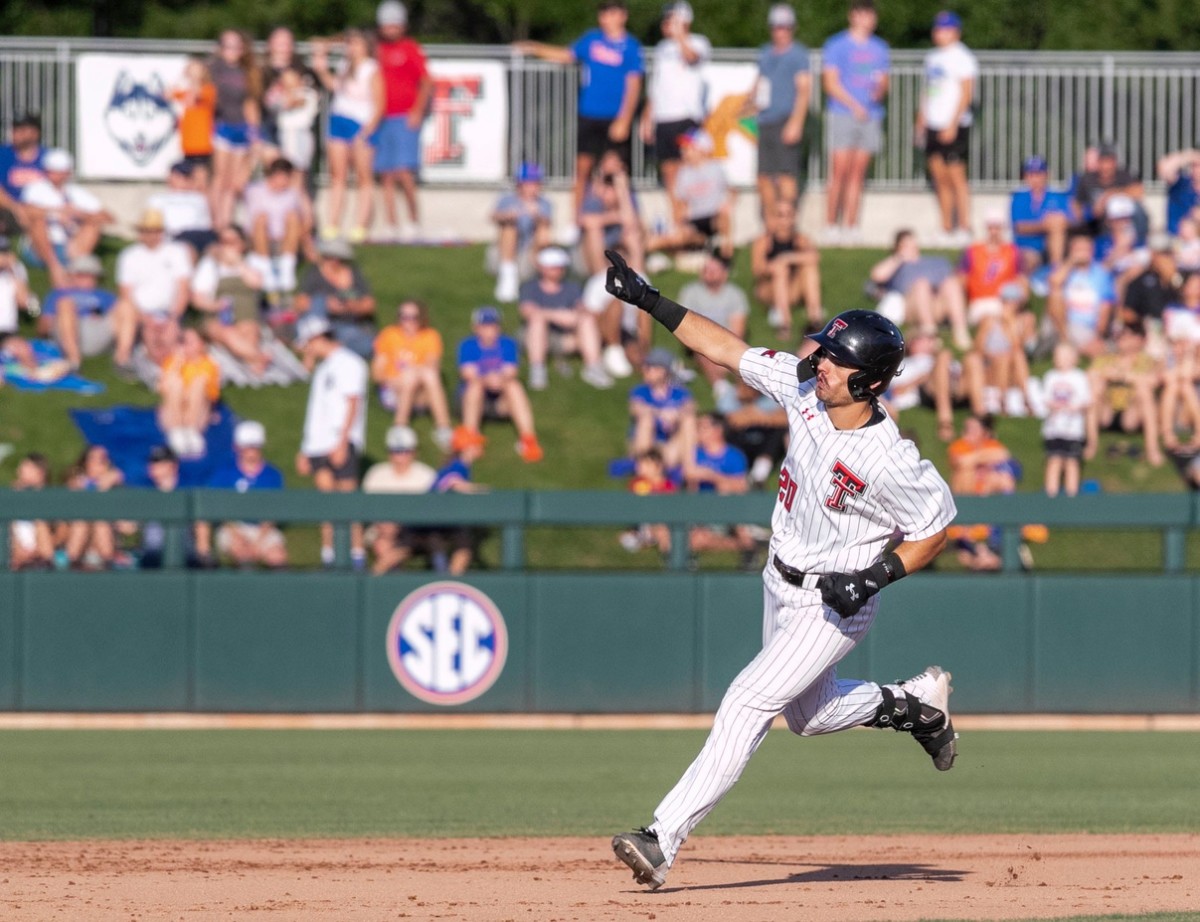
[113,206,193,371]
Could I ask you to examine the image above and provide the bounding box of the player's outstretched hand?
[605,249,660,311]
[817,570,880,618]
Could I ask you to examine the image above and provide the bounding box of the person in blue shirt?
[1157,148,1200,237]
[38,254,118,369]
[424,425,489,574]
[629,346,695,470]
[0,114,45,236]
[1047,234,1116,359]
[748,4,811,221]
[820,0,889,243]
[515,0,644,219]
[205,420,289,569]
[457,305,543,462]
[490,161,554,303]
[684,411,760,567]
[1010,155,1072,271]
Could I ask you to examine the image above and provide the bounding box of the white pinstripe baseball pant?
[649,570,884,867]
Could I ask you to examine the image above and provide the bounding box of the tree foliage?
[2,0,1197,50]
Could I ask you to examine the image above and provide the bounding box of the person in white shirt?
[294,314,369,569]
[20,148,112,288]
[362,424,439,574]
[640,1,711,217]
[916,11,978,245]
[147,161,216,258]
[312,30,383,244]
[112,208,193,370]
[0,235,31,339]
[1040,342,1091,497]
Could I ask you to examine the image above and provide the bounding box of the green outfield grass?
[2,729,1198,840]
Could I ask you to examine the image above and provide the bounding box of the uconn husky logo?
[104,73,177,166]
[386,582,508,705]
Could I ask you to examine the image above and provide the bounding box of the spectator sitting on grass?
[959,208,1024,330]
[519,246,613,391]
[243,157,310,299]
[882,329,983,442]
[112,207,193,372]
[628,347,695,470]
[20,148,112,289]
[457,305,543,463]
[645,128,734,261]
[946,413,1022,571]
[1085,321,1163,466]
[9,452,56,571]
[1119,240,1176,331]
[147,161,217,259]
[618,446,677,555]
[749,198,822,339]
[972,282,1034,417]
[1010,155,1071,272]
[372,298,453,452]
[63,444,123,571]
[159,327,221,459]
[0,113,46,236]
[490,161,553,303]
[363,424,438,575]
[724,377,789,487]
[39,254,116,370]
[579,150,644,276]
[676,251,748,413]
[684,411,759,568]
[1159,273,1200,455]
[868,228,970,349]
[1045,233,1115,359]
[1072,141,1144,237]
[294,237,377,358]
[295,313,368,570]
[190,226,269,375]
[424,425,490,574]
[205,420,288,569]
[0,234,31,342]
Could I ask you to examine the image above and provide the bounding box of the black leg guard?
[867,686,957,770]
[866,686,924,732]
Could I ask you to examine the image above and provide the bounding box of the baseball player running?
[603,250,958,890]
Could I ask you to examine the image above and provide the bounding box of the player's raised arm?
[605,249,748,372]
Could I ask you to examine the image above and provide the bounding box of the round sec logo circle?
[386,582,508,706]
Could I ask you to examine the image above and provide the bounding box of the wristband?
[648,294,688,332]
[862,551,907,592]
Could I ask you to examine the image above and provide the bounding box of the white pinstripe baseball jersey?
[739,346,956,574]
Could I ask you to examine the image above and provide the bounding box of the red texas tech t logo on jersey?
[825,460,868,511]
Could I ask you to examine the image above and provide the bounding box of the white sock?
[320,546,335,565]
[247,254,278,292]
[277,253,297,292]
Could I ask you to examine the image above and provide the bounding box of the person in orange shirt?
[371,298,453,450]
[159,327,221,459]
[171,56,217,194]
[958,208,1025,329]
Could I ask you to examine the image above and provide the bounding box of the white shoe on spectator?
[1026,378,1048,418]
[645,252,672,274]
[433,427,454,453]
[167,428,189,457]
[671,359,696,383]
[398,224,420,244]
[529,364,548,391]
[494,262,520,303]
[581,364,614,389]
[842,225,863,246]
[713,378,740,414]
[952,228,974,247]
[750,455,775,486]
[818,225,843,247]
[185,428,207,459]
[983,386,1002,414]
[603,344,634,378]
[1005,387,1028,417]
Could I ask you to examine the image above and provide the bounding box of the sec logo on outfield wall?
[386,582,508,705]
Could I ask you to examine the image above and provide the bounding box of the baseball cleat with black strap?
[869,665,958,771]
[612,827,668,890]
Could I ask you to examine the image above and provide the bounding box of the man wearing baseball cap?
[641,2,712,216]
[205,420,289,569]
[490,161,553,303]
[40,253,117,369]
[1010,155,1072,271]
[514,1,645,220]
[362,424,438,574]
[917,11,978,246]
[748,4,811,221]
[20,147,112,288]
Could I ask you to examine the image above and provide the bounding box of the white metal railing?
[1,38,1197,191]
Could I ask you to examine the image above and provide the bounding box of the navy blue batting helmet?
[806,310,905,401]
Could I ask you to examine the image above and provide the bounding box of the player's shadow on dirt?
[660,862,966,892]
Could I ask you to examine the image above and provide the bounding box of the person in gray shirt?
[677,252,748,412]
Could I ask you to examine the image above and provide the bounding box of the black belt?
[772,555,821,590]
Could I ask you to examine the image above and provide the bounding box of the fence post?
[1102,54,1115,143]
[0,515,9,569]
[1163,527,1185,573]
[57,40,71,151]
[669,524,689,570]
[1001,526,1023,572]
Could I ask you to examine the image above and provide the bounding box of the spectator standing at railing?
[208,30,263,230]
[514,0,644,221]
[917,11,977,247]
[205,420,289,570]
[374,0,432,243]
[259,27,319,172]
[0,114,45,236]
[312,30,384,245]
[820,0,889,245]
[1010,155,1072,272]
[295,314,368,570]
[169,57,217,195]
[641,1,711,219]
[746,4,810,222]
[489,161,553,303]
[40,254,115,371]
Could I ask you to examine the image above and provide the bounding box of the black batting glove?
[605,249,660,311]
[817,569,882,618]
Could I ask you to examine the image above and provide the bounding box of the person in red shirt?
[959,208,1025,329]
[373,0,432,242]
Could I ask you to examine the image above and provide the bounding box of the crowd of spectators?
[4,0,1198,576]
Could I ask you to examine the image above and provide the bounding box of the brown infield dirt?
[1,834,1198,921]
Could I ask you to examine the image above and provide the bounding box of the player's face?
[812,351,858,406]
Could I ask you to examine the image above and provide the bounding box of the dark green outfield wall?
[1,571,1195,714]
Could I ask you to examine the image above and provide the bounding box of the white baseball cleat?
[898,665,958,771]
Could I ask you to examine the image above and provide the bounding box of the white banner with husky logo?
[76,53,187,180]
